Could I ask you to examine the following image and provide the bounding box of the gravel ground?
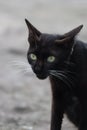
[0,0,87,130]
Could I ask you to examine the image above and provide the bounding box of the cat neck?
[67,40,76,62]
[49,40,77,94]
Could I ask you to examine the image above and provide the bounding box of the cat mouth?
[36,73,48,80]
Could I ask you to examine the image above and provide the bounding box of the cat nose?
[34,65,43,74]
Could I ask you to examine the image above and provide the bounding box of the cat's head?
[25,19,83,80]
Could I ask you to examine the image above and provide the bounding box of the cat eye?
[29,53,37,61]
[47,56,55,63]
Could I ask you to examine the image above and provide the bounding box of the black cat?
[25,19,87,130]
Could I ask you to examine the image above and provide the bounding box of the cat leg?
[65,96,80,127]
[50,100,64,130]
[79,103,87,130]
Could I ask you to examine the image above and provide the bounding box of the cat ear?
[55,25,83,45]
[55,37,71,44]
[25,19,41,44]
[64,24,83,38]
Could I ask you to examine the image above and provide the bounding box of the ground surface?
[0,0,87,130]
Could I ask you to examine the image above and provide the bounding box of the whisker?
[10,60,29,67]
[15,67,32,76]
[50,70,76,75]
[64,61,75,67]
[50,72,71,88]
[9,59,32,76]
[10,59,30,67]
[49,69,75,89]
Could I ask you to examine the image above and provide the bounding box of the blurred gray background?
[0,0,87,130]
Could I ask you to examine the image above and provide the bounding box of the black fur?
[25,19,87,130]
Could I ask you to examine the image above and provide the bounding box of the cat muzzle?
[36,73,48,80]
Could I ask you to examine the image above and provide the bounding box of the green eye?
[47,56,55,63]
[30,53,37,61]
